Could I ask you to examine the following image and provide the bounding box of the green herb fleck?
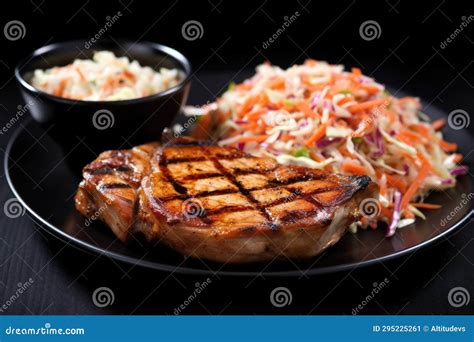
[293,148,310,158]
[228,81,236,91]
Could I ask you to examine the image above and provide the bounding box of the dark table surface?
[0,66,473,315]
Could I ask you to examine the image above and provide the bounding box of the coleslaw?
[31,51,183,101]
[194,60,466,236]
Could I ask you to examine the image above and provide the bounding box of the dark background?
[0,0,473,314]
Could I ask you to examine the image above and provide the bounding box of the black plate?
[5,116,473,276]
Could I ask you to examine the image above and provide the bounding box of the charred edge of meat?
[99,183,134,190]
[86,164,133,175]
[349,175,371,192]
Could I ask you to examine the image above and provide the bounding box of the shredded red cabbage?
[386,190,402,237]
[450,166,468,176]
[316,137,342,148]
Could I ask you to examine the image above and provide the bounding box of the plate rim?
[4,118,473,277]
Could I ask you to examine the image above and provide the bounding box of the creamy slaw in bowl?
[30,51,184,101]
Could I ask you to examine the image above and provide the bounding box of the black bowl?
[15,40,192,152]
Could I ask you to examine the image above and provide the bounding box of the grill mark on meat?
[88,165,133,175]
[207,154,274,226]
[239,226,257,234]
[153,144,358,230]
[180,173,223,181]
[89,167,114,175]
[154,185,346,214]
[278,208,319,224]
[232,168,277,176]
[206,205,256,217]
[158,152,188,195]
[116,165,133,172]
[162,153,249,165]
[99,183,134,189]
[257,186,341,209]
[191,188,240,198]
[267,174,327,186]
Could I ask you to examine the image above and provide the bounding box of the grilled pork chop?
[75,142,159,242]
[75,139,376,263]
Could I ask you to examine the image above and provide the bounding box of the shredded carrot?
[74,66,86,82]
[246,109,266,121]
[360,84,381,95]
[123,70,136,80]
[385,174,408,193]
[338,146,353,158]
[352,114,374,137]
[54,79,66,97]
[280,133,294,142]
[342,161,367,175]
[431,118,446,131]
[398,129,426,145]
[453,153,463,163]
[309,151,324,162]
[400,160,431,210]
[351,67,362,76]
[380,206,392,219]
[348,98,389,113]
[295,100,318,118]
[238,96,258,117]
[410,124,430,136]
[236,135,268,143]
[439,139,457,152]
[304,119,333,147]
